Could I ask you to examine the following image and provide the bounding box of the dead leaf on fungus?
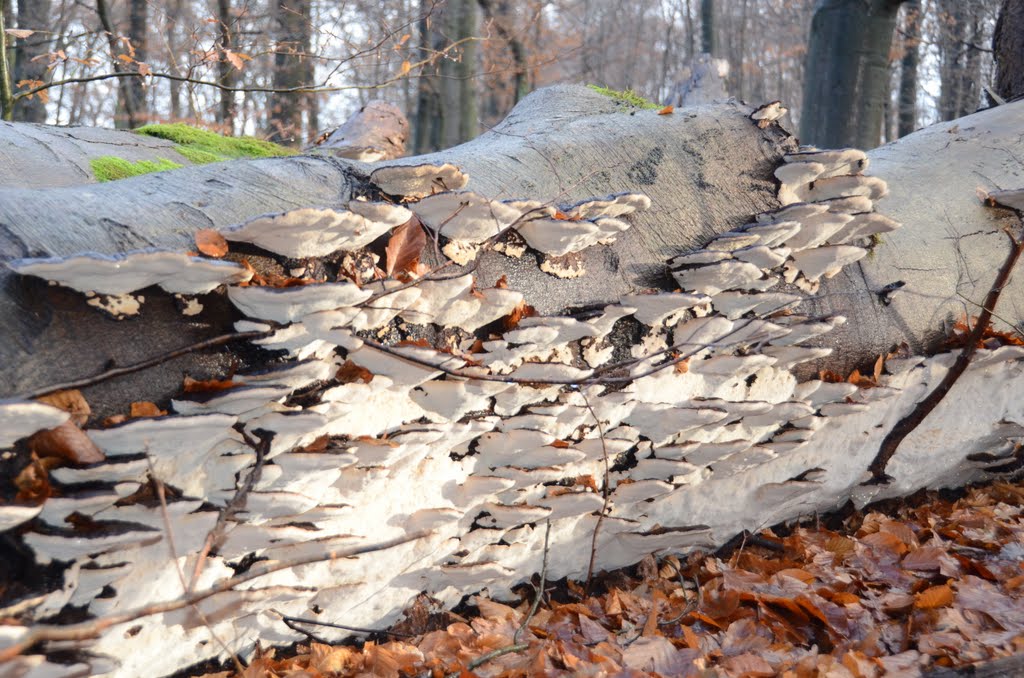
[195,229,229,258]
[36,389,90,426]
[385,217,427,277]
[29,420,105,465]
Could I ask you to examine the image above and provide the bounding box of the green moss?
[136,123,295,161]
[90,156,183,182]
[587,85,660,110]
[173,146,222,165]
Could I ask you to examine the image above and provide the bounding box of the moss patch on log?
[587,85,660,110]
[136,123,295,163]
[90,156,184,182]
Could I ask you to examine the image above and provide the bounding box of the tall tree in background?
[897,0,921,137]
[700,0,716,55]
[12,0,52,123]
[414,0,478,153]
[216,0,236,132]
[127,0,148,124]
[994,0,1024,101]
[267,0,310,144]
[800,0,905,149]
[936,1,984,121]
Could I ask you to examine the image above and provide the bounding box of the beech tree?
[0,84,1022,677]
[800,0,906,149]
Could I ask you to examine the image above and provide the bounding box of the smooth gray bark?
[994,0,1024,101]
[12,0,52,123]
[800,0,905,149]
[897,1,921,137]
[1,86,1022,416]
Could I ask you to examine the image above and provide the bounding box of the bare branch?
[0,531,431,662]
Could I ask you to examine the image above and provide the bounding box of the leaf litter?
[187,480,1024,677]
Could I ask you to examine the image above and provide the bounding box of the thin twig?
[0,531,430,662]
[866,223,1024,483]
[149,458,245,674]
[274,611,415,639]
[446,521,551,678]
[187,429,272,592]
[16,330,272,400]
[581,390,611,593]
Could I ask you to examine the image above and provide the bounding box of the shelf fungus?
[10,103,1024,678]
[219,202,413,258]
[369,162,469,199]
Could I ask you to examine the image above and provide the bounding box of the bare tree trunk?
[127,0,147,125]
[897,0,921,137]
[443,0,478,147]
[12,0,52,123]
[167,0,183,121]
[700,0,716,55]
[216,0,236,132]
[95,0,136,129]
[266,0,310,145]
[413,0,442,153]
[993,0,1024,101]
[800,0,906,149]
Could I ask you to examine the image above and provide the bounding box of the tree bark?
[897,0,921,137]
[216,0,236,132]
[266,0,310,144]
[127,0,148,126]
[2,85,1024,678]
[994,0,1024,101]
[800,0,905,149]
[12,0,52,123]
[701,0,717,55]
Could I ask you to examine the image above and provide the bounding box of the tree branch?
[0,530,431,662]
[866,219,1024,483]
[15,329,273,400]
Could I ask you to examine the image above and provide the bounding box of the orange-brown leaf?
[336,360,374,384]
[502,300,537,331]
[130,401,166,418]
[29,420,105,465]
[195,229,229,258]
[658,105,674,115]
[385,218,426,277]
[915,584,953,609]
[36,389,91,426]
[182,376,239,393]
[14,454,60,504]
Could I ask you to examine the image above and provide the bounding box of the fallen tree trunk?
[1,86,1023,677]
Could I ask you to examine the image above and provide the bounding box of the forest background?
[0,0,1016,154]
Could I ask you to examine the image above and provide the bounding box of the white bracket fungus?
[219,203,412,258]
[9,249,253,295]
[369,163,469,199]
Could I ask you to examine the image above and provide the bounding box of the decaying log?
[309,100,409,161]
[1,86,1023,677]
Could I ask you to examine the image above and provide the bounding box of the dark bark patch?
[627,147,664,185]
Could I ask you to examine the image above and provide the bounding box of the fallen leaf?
[385,217,426,277]
[915,584,953,609]
[36,389,90,426]
[14,454,60,503]
[195,229,229,258]
[130,401,166,418]
[183,376,239,393]
[29,420,105,465]
[502,300,537,331]
[336,360,373,384]
[658,105,674,115]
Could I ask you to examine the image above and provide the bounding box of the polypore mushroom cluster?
[3,111,1024,678]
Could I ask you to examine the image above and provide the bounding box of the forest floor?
[186,475,1024,678]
